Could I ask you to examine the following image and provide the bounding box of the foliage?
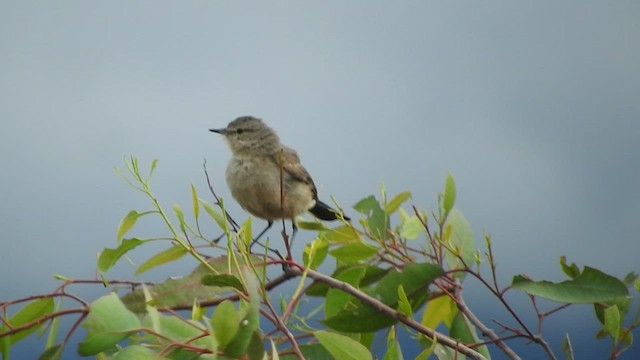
[1,158,639,360]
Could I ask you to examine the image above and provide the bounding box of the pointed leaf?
[37,344,64,360]
[202,274,245,292]
[325,267,367,318]
[122,256,261,313]
[98,238,145,272]
[385,191,412,215]
[443,209,474,274]
[368,206,388,240]
[561,334,574,360]
[135,245,188,275]
[116,210,140,242]
[560,256,580,279]
[375,263,443,306]
[113,345,168,359]
[172,204,187,234]
[223,272,260,358]
[442,174,456,216]
[315,331,373,360]
[397,285,413,317]
[329,242,378,263]
[191,184,199,220]
[324,263,443,333]
[78,294,141,356]
[399,213,424,240]
[148,159,159,178]
[212,300,239,348]
[303,238,329,270]
[297,221,328,231]
[421,295,457,329]
[512,267,628,303]
[199,198,227,230]
[383,327,403,360]
[604,305,621,342]
[321,225,360,243]
[353,195,380,214]
[450,312,491,359]
[0,298,54,350]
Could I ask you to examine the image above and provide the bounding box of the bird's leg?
[250,220,274,249]
[282,221,298,261]
[289,221,298,253]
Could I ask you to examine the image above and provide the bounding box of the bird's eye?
[236,129,244,135]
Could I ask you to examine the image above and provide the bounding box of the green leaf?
[122,255,261,313]
[325,267,367,318]
[449,312,491,359]
[399,212,424,240]
[604,305,621,342]
[368,206,388,240]
[323,301,396,333]
[199,198,227,231]
[385,191,412,215]
[561,334,574,360]
[37,344,64,360]
[622,272,639,288]
[172,204,186,234]
[374,263,443,306]
[45,300,62,349]
[0,298,54,351]
[247,330,265,360]
[116,210,140,242]
[383,327,403,360]
[594,296,633,324]
[397,285,413,317]
[306,266,390,297]
[113,345,168,359]
[442,174,456,216]
[329,242,378,263]
[512,267,629,303]
[443,209,474,274]
[280,344,333,360]
[212,300,239,348]
[78,293,141,356]
[223,271,260,358]
[135,244,188,275]
[154,315,209,348]
[323,263,443,333]
[321,225,360,243]
[239,218,253,250]
[202,274,245,292]
[98,238,145,273]
[353,195,380,214]
[297,221,329,231]
[315,331,373,360]
[191,184,199,220]
[303,238,329,270]
[560,256,580,279]
[148,159,159,178]
[421,295,457,329]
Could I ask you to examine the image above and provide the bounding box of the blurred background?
[1,1,639,358]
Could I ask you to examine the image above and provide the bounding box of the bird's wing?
[277,146,319,199]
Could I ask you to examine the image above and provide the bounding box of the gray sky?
[1,2,639,358]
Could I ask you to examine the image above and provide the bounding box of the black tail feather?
[309,200,350,221]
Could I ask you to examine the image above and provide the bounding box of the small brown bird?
[210,116,348,251]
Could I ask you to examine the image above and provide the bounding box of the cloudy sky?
[1,1,639,359]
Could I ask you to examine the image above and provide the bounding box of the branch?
[454,284,522,360]
[289,267,487,360]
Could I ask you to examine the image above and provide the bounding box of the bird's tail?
[309,200,350,221]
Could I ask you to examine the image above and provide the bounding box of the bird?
[209,116,349,255]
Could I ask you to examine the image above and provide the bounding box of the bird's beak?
[209,128,226,135]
